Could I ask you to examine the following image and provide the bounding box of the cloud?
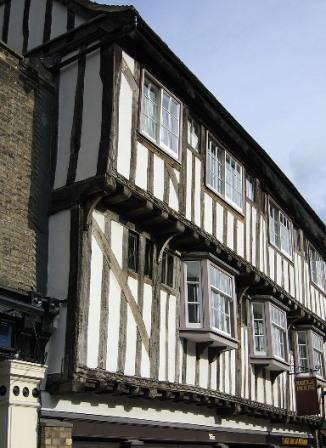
[289,142,326,222]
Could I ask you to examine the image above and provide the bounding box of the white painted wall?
[54,60,78,189]
[51,1,67,39]
[46,305,67,375]
[47,210,71,299]
[7,0,24,54]
[28,0,47,50]
[75,49,102,182]
[135,142,148,190]
[117,73,133,178]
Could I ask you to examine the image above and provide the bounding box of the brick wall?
[0,43,53,294]
[39,420,73,448]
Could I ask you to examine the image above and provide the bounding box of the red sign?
[295,376,320,416]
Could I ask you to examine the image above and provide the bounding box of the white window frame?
[206,135,244,213]
[209,262,234,337]
[252,302,267,355]
[140,72,182,161]
[184,261,202,328]
[309,245,326,293]
[268,199,293,259]
[270,303,287,361]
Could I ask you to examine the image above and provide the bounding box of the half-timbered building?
[1,1,326,447]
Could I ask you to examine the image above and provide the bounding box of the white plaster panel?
[283,259,289,292]
[76,49,102,182]
[117,74,133,179]
[256,372,264,403]
[28,0,47,50]
[153,154,165,201]
[141,283,152,378]
[251,206,257,266]
[93,210,105,232]
[198,348,208,389]
[210,358,217,391]
[167,294,176,382]
[86,236,103,368]
[124,277,138,376]
[110,221,123,267]
[122,50,135,74]
[204,193,212,234]
[224,351,230,394]
[276,252,282,287]
[50,1,67,39]
[106,271,121,372]
[186,341,196,385]
[185,150,192,220]
[289,263,295,300]
[265,373,273,405]
[135,142,148,190]
[194,157,201,226]
[159,291,167,381]
[245,202,251,261]
[268,247,275,281]
[237,220,244,258]
[226,211,234,250]
[47,210,71,299]
[7,0,24,54]
[46,305,67,374]
[169,176,179,212]
[54,61,78,189]
[215,202,224,242]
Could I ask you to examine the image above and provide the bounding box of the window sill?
[138,130,181,164]
[268,241,293,263]
[179,327,238,350]
[250,355,290,372]
[205,183,245,217]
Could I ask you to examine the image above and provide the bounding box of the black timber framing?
[27,7,326,259]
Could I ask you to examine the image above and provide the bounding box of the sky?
[96,0,326,221]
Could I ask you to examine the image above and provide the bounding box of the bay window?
[268,201,293,257]
[310,246,326,292]
[295,329,325,381]
[141,75,181,159]
[181,254,238,350]
[250,297,289,372]
[206,136,243,211]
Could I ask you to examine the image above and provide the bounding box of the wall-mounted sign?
[280,436,309,446]
[295,376,319,416]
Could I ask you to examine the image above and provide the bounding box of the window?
[310,246,326,292]
[252,302,266,355]
[206,137,243,211]
[250,298,289,372]
[209,264,233,335]
[187,116,200,152]
[181,254,238,350]
[297,331,309,372]
[269,201,292,257]
[185,261,201,326]
[141,75,181,159]
[128,231,139,272]
[270,305,287,361]
[246,174,255,201]
[144,239,154,278]
[0,321,12,349]
[312,332,325,378]
[161,251,174,288]
[295,329,325,380]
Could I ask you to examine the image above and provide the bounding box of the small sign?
[295,376,319,416]
[281,436,309,446]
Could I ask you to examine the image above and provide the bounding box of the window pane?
[0,322,12,348]
[246,175,255,201]
[128,232,138,272]
[167,254,174,287]
[142,80,159,140]
[210,264,233,335]
[186,261,201,324]
[225,153,243,208]
[253,303,266,353]
[160,91,180,155]
[297,331,308,372]
[207,139,224,195]
[310,248,326,291]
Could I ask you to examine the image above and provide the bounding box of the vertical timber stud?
[66,50,86,185]
[135,235,145,376]
[108,45,122,174]
[2,0,11,43]
[97,45,115,176]
[43,0,53,43]
[150,244,160,379]
[22,0,31,54]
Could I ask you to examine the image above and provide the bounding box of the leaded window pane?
[310,248,326,291]
[142,80,159,140]
[253,303,266,353]
[207,139,224,195]
[209,264,233,335]
[225,153,243,208]
[312,332,325,377]
[160,92,180,155]
[269,203,292,256]
[128,232,138,272]
[297,331,309,372]
[271,305,287,360]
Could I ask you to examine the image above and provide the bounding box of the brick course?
[0,44,53,294]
